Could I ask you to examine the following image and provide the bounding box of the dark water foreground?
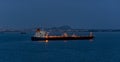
[0,32,120,62]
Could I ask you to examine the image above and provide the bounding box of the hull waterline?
[31,36,94,41]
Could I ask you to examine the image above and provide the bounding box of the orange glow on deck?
[45,40,48,43]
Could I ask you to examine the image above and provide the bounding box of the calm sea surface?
[0,32,120,62]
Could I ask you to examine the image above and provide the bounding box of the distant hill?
[49,25,72,30]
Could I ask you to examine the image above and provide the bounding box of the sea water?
[0,32,120,62]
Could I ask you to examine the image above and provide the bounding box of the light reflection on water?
[0,32,120,62]
[35,39,94,43]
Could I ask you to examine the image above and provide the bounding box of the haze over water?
[0,0,120,62]
[0,32,120,62]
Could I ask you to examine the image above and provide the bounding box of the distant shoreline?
[0,29,120,32]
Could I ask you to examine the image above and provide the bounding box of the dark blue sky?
[0,0,120,29]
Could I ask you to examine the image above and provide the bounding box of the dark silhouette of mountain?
[50,25,72,30]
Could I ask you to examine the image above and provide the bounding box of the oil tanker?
[31,28,94,41]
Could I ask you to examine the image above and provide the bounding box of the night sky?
[0,0,120,29]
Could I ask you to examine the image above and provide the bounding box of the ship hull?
[31,36,94,41]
